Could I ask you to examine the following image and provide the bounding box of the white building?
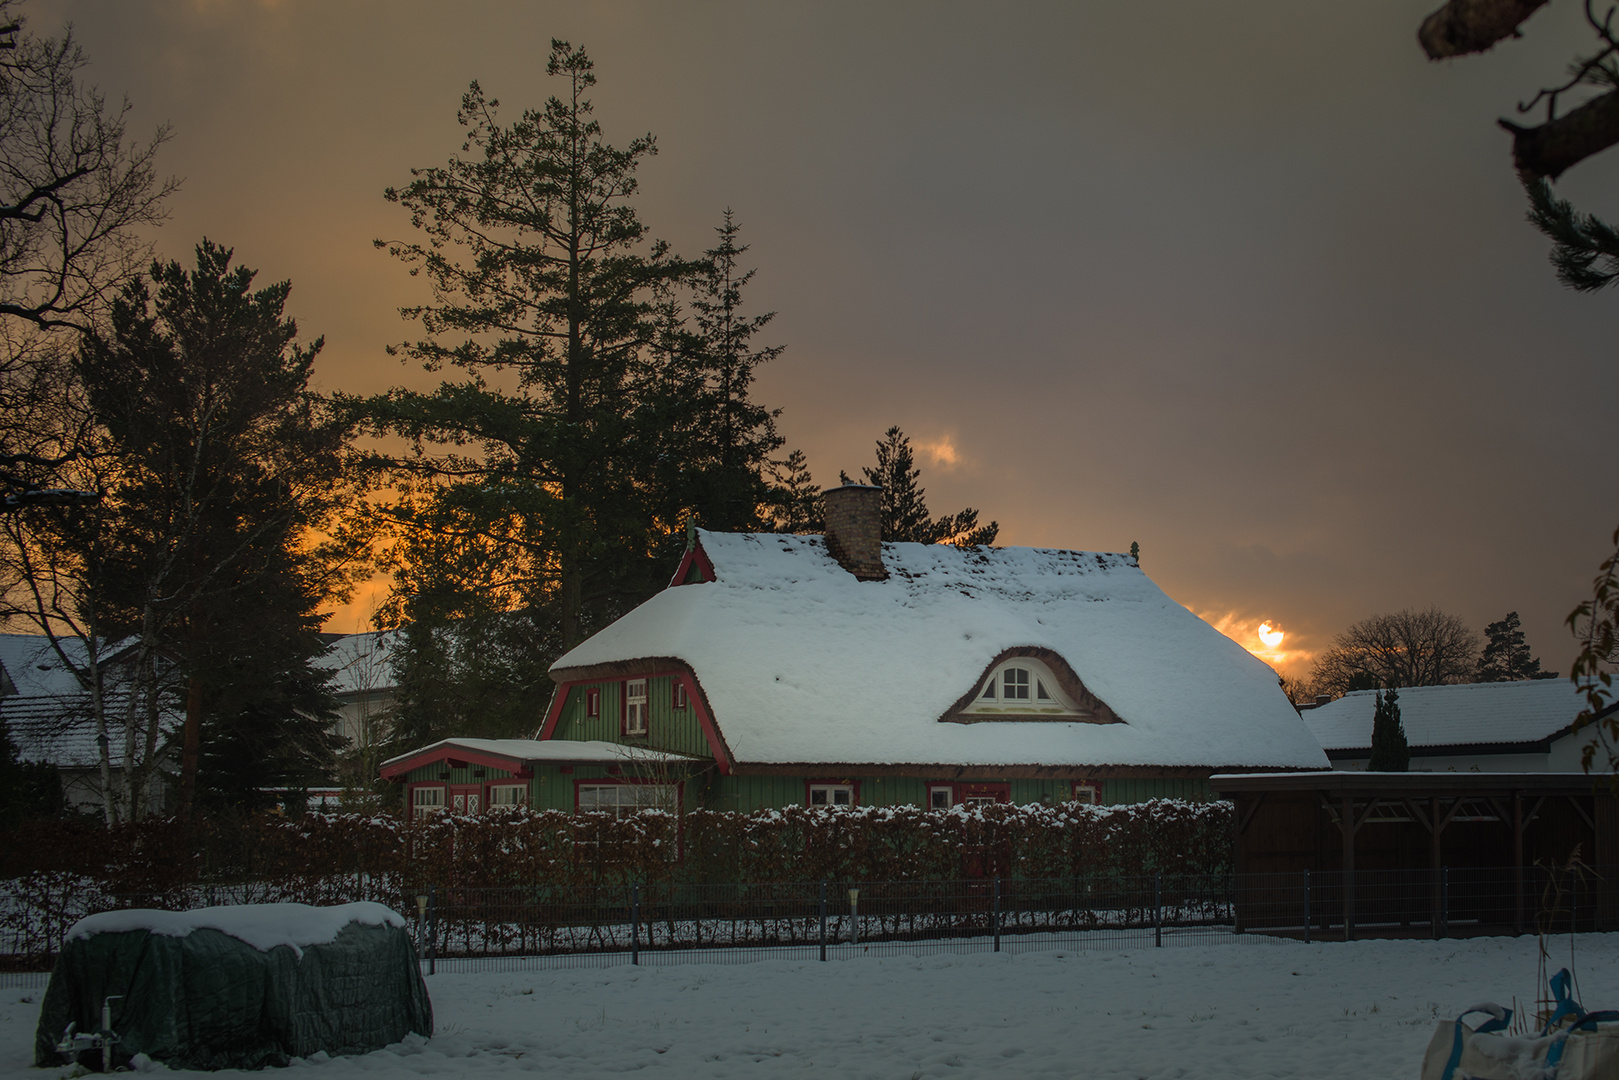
[1302,679,1604,772]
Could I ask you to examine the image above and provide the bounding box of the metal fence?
[3,864,1605,986]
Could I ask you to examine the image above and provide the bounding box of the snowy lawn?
[6,935,1619,1078]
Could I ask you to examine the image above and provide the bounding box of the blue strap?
[1546,969,1584,1033]
[1440,1004,1511,1080]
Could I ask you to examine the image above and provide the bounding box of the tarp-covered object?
[34,902,433,1070]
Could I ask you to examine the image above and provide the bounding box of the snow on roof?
[0,633,91,698]
[381,738,704,772]
[318,630,401,697]
[66,902,405,957]
[550,531,1328,770]
[1303,680,1588,752]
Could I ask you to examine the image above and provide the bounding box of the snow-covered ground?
[6,935,1619,1078]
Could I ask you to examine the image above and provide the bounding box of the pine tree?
[1477,611,1556,681]
[1367,687,1410,772]
[768,448,822,533]
[360,41,698,652]
[858,426,998,546]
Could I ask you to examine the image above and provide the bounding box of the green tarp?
[34,903,433,1070]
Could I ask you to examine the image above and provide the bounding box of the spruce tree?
[1367,686,1410,772]
[768,448,822,533]
[76,240,363,817]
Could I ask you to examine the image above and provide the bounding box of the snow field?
[6,935,1619,1078]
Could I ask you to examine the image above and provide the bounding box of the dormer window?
[965,658,1089,719]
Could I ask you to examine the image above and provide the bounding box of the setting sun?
[1257,622,1284,648]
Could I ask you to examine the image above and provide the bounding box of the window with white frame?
[625,679,648,735]
[577,783,674,817]
[808,783,854,807]
[489,783,528,807]
[929,785,953,809]
[1072,781,1101,805]
[966,658,1087,717]
[672,681,688,709]
[585,687,601,717]
[412,785,445,818]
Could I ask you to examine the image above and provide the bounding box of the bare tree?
[0,0,175,332]
[1310,607,1481,697]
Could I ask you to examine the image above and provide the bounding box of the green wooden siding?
[553,676,713,760]
[1099,777,1211,804]
[530,762,705,813]
[402,762,513,785]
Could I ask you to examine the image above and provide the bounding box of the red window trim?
[585,687,601,718]
[1072,778,1104,804]
[672,682,688,710]
[929,781,1011,807]
[540,670,736,776]
[804,777,861,808]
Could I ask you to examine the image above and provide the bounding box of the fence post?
[992,877,1002,953]
[1440,867,1449,938]
[631,883,640,966]
[819,880,827,962]
[427,884,436,977]
[1154,873,1163,947]
[849,888,860,946]
[1303,869,1311,944]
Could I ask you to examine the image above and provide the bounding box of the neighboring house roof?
[380,738,703,778]
[318,630,400,697]
[0,634,181,769]
[548,530,1329,771]
[1303,680,1589,753]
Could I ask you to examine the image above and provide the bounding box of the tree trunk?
[1418,0,1549,60]
[177,621,203,822]
[1502,89,1619,180]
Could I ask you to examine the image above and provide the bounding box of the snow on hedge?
[552,531,1328,770]
[66,902,405,957]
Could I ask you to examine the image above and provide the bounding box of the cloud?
[1196,609,1316,682]
[914,434,960,471]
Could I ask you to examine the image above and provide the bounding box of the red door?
[449,784,482,814]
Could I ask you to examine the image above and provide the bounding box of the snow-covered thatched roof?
[1304,679,1588,752]
[549,531,1328,771]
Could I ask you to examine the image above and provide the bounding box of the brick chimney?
[823,483,886,581]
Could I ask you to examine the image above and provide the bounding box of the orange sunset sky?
[29,0,1619,684]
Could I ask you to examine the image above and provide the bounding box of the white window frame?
[489,783,528,807]
[929,785,954,810]
[577,782,675,818]
[1072,782,1101,805]
[967,658,1086,717]
[625,679,648,736]
[412,785,445,819]
[808,783,854,807]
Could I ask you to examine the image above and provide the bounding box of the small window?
[489,783,527,807]
[672,682,688,710]
[412,785,445,819]
[809,783,853,807]
[929,785,953,809]
[1002,667,1030,700]
[1073,781,1101,805]
[577,782,675,818]
[585,687,601,717]
[625,679,648,735]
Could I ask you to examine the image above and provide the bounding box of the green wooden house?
[380,485,1328,816]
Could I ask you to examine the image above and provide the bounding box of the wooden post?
[1342,793,1355,942]
[1513,793,1524,936]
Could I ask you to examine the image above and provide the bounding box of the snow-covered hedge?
[2,799,1231,892]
